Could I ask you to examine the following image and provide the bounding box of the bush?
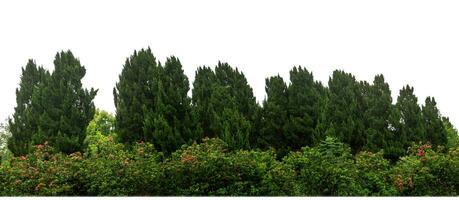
[0,142,81,196]
[355,151,398,195]
[78,136,162,196]
[391,143,454,196]
[284,137,366,196]
[160,137,297,196]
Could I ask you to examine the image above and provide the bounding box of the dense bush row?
[1,137,458,196]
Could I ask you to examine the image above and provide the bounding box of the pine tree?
[143,57,197,153]
[114,48,157,144]
[395,85,425,148]
[8,60,50,155]
[325,70,366,153]
[192,62,257,149]
[161,56,197,143]
[364,75,392,152]
[284,66,323,150]
[31,51,97,153]
[422,97,447,148]
[192,66,217,138]
[259,75,288,149]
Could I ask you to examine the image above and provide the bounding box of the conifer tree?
[284,66,323,149]
[192,62,256,149]
[422,97,447,148]
[114,48,157,144]
[8,60,50,155]
[259,75,288,149]
[192,66,217,138]
[143,57,197,153]
[325,70,366,153]
[395,85,425,147]
[31,51,97,153]
[364,75,392,152]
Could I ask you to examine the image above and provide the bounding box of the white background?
[1,0,458,127]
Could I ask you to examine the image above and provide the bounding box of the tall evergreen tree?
[8,60,50,155]
[325,70,366,153]
[192,62,256,149]
[192,66,217,138]
[422,97,447,148]
[364,75,392,152]
[143,57,197,153]
[114,48,157,144]
[31,51,97,153]
[395,85,425,148]
[259,75,288,149]
[284,66,323,150]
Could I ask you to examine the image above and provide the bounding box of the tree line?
[7,48,450,160]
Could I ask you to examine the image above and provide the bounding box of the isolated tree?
[422,97,447,148]
[31,51,97,153]
[8,60,50,155]
[114,48,157,144]
[364,75,392,152]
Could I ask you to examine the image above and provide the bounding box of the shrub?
[284,137,366,196]
[0,142,81,196]
[160,137,297,196]
[79,137,162,196]
[355,151,398,195]
[391,143,454,196]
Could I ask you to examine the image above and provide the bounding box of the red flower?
[35,183,43,193]
[396,175,404,191]
[408,176,414,188]
[417,148,425,157]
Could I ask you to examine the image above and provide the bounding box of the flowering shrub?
[78,137,162,196]
[0,142,81,196]
[160,138,297,196]
[391,143,453,196]
[1,137,459,196]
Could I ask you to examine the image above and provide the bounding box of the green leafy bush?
[0,142,81,196]
[78,136,162,196]
[160,138,296,196]
[284,137,366,196]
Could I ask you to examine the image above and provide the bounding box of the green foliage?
[422,97,447,148]
[8,60,50,156]
[391,143,455,195]
[364,75,393,152]
[0,142,81,196]
[285,66,323,150]
[325,71,367,153]
[30,51,97,154]
[115,50,195,153]
[192,62,258,149]
[395,85,426,147]
[114,48,157,144]
[355,151,398,195]
[160,138,296,196]
[79,137,162,196]
[259,75,289,150]
[284,137,366,196]
[444,117,459,149]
